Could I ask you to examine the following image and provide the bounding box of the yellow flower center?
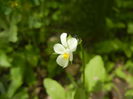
[63,53,69,59]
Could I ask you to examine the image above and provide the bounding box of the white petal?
[56,55,69,68]
[70,53,73,61]
[53,43,65,54]
[67,38,78,52]
[60,33,67,47]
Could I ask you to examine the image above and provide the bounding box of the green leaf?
[74,88,87,99]
[115,67,133,87]
[7,67,23,98]
[128,23,133,34]
[12,88,29,99]
[66,87,75,99]
[0,51,11,67]
[8,25,18,42]
[85,55,106,92]
[106,18,114,29]
[125,89,133,96]
[43,78,66,99]
[124,60,133,73]
[115,67,126,79]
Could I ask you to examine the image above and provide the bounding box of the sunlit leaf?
[125,89,133,96]
[85,55,106,92]
[115,67,126,79]
[0,51,11,67]
[43,78,66,99]
[66,86,75,99]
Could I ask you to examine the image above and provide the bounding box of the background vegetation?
[0,0,133,99]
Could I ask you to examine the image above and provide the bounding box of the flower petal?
[70,53,73,61]
[60,33,67,47]
[53,43,65,54]
[56,55,69,68]
[67,38,78,52]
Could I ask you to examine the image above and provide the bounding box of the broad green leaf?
[65,84,75,99]
[7,67,23,98]
[85,55,106,92]
[115,67,126,79]
[43,78,66,99]
[0,51,11,67]
[12,89,29,99]
[66,89,75,99]
[125,89,133,96]
[74,88,87,99]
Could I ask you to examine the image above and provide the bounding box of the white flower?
[53,33,78,68]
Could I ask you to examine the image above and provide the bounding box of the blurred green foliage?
[0,0,133,99]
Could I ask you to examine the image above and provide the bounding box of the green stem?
[80,43,85,86]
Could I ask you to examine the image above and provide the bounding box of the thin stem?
[80,43,85,85]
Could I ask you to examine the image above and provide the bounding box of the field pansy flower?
[53,33,78,68]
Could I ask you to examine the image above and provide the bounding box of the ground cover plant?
[0,0,133,99]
